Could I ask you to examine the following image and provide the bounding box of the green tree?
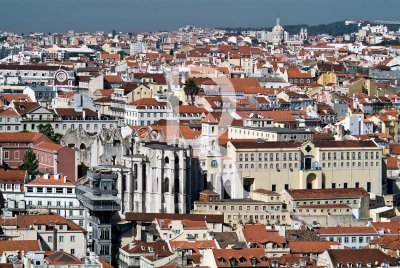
[19,148,39,177]
[37,123,63,143]
[183,78,201,105]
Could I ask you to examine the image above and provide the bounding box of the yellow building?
[226,140,383,196]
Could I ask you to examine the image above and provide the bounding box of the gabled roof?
[243,224,286,247]
[45,251,82,265]
[327,249,396,266]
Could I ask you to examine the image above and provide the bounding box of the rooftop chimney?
[64,176,67,183]
[43,173,49,180]
[54,174,60,180]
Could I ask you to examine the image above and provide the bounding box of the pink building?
[32,141,76,181]
[0,132,50,169]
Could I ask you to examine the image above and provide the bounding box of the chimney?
[54,174,59,180]
[64,176,67,183]
[44,173,49,180]
[53,226,58,251]
[82,109,86,120]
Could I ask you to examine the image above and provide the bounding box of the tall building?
[76,169,121,264]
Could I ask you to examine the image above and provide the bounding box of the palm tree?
[183,78,201,105]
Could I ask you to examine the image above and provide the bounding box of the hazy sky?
[1,0,399,33]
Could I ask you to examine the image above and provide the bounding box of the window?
[70,236,75,242]
[344,183,348,188]
[272,184,276,191]
[71,249,75,255]
[367,182,371,192]
[352,237,356,243]
[48,236,52,242]
[59,236,64,242]
[4,151,9,159]
[56,188,63,193]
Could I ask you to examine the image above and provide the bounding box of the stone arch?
[306,173,317,189]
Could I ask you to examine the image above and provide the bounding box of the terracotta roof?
[13,102,42,115]
[229,140,302,149]
[327,249,396,266]
[369,236,400,251]
[26,174,74,186]
[104,75,122,83]
[371,222,400,235]
[121,241,173,257]
[174,105,207,114]
[0,240,40,254]
[34,141,63,151]
[129,98,167,106]
[313,140,377,148]
[390,144,400,155]
[387,157,399,170]
[0,169,26,183]
[45,251,82,265]
[286,188,369,199]
[0,213,85,232]
[213,248,268,267]
[243,224,286,247]
[181,219,208,229]
[289,241,339,254]
[170,240,217,253]
[0,93,32,103]
[0,132,49,143]
[252,188,279,196]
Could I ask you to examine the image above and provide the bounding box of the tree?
[19,148,39,177]
[37,123,63,143]
[183,78,201,105]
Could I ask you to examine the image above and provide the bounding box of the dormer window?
[218,257,225,263]
[239,257,246,263]
[229,258,237,267]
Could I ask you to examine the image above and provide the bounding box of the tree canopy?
[19,148,39,177]
[37,123,63,143]
[183,78,201,105]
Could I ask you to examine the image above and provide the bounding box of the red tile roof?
[327,249,396,266]
[0,169,26,183]
[288,241,339,254]
[26,174,74,186]
[0,132,49,143]
[34,141,63,151]
[213,248,268,267]
[0,240,40,254]
[286,188,369,199]
[243,224,286,247]
[0,213,85,232]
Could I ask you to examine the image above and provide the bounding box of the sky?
[0,0,399,33]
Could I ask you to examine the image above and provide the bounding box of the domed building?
[272,17,285,45]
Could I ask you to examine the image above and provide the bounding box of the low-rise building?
[316,226,380,249]
[192,190,289,229]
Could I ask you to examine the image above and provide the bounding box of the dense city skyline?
[0,0,399,33]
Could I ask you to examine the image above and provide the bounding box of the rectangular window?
[272,184,276,192]
[4,151,9,159]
